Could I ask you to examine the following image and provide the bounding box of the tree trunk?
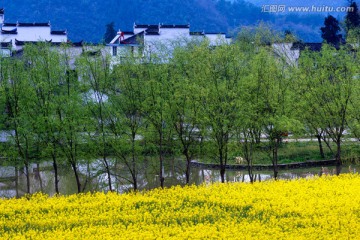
[335,140,342,175]
[52,153,59,195]
[132,173,138,191]
[220,167,226,183]
[36,163,43,192]
[131,137,137,191]
[255,130,261,144]
[219,149,226,183]
[159,130,164,188]
[244,138,254,183]
[272,138,280,180]
[185,154,191,185]
[71,162,81,193]
[15,166,19,198]
[248,165,254,183]
[104,158,112,192]
[316,134,325,159]
[25,160,30,194]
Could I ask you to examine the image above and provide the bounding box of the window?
[112,46,117,56]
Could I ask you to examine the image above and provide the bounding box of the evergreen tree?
[320,15,343,46]
[345,1,360,32]
[103,22,117,44]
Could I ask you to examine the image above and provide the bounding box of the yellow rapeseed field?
[1,174,360,239]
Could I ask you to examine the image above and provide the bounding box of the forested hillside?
[1,0,325,42]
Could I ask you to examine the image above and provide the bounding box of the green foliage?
[320,15,343,46]
[296,44,360,166]
[103,22,117,44]
[0,23,360,191]
[345,1,360,33]
[346,27,360,44]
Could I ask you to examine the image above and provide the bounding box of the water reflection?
[0,158,358,198]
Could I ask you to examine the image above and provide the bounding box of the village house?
[106,23,232,63]
[272,42,323,66]
[1,7,329,67]
[0,8,68,56]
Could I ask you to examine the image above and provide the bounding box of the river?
[0,157,358,198]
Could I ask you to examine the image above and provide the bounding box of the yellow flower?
[1,174,360,239]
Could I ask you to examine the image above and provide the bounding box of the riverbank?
[190,159,338,170]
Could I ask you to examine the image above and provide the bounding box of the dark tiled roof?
[48,42,62,46]
[145,27,159,35]
[3,23,17,27]
[205,32,226,35]
[134,24,159,28]
[3,22,51,27]
[15,40,33,46]
[291,42,322,51]
[17,22,50,27]
[67,40,83,47]
[82,50,101,57]
[1,41,12,48]
[1,28,17,34]
[15,39,52,46]
[122,31,134,35]
[190,31,205,36]
[120,31,144,45]
[161,24,189,28]
[0,8,4,14]
[12,39,74,47]
[51,30,67,35]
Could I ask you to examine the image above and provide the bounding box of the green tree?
[143,62,172,188]
[236,26,299,180]
[1,54,37,194]
[110,58,147,191]
[103,22,117,44]
[167,44,203,184]
[297,44,359,174]
[23,43,68,194]
[321,15,343,46]
[234,43,267,183]
[56,47,88,193]
[346,27,360,44]
[254,47,296,180]
[78,47,114,192]
[190,41,242,183]
[345,1,360,33]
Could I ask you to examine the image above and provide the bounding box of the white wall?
[157,28,189,41]
[272,43,300,66]
[1,27,67,49]
[16,26,51,41]
[108,24,231,63]
[50,34,67,42]
[204,34,227,46]
[0,34,16,46]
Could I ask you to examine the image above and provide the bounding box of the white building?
[0,8,67,54]
[272,42,323,66]
[107,23,231,62]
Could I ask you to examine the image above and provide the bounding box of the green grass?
[226,140,360,165]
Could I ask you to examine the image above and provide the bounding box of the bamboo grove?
[0,30,359,195]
